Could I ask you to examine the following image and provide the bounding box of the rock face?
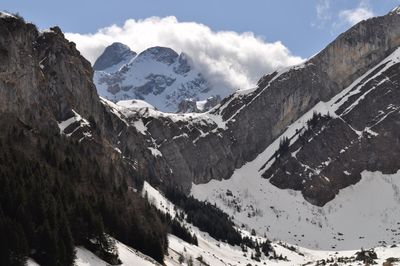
[177,98,199,113]
[0,17,98,130]
[2,9,400,208]
[262,49,400,206]
[93,42,137,71]
[120,10,400,202]
[0,14,173,190]
[93,45,227,112]
[0,15,174,264]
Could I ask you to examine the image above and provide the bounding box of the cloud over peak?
[65,16,303,91]
[339,5,374,26]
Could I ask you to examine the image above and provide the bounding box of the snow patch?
[148,147,162,157]
[58,110,91,140]
[0,12,16,19]
[142,182,176,218]
[117,99,156,110]
[75,241,159,266]
[132,119,147,135]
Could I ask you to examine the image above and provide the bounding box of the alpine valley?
[2,6,400,266]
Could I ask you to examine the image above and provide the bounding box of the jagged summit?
[135,46,179,65]
[93,43,228,112]
[93,42,137,71]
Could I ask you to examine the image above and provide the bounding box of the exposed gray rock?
[0,14,173,191]
[262,59,400,206]
[3,9,400,208]
[177,98,198,113]
[130,9,400,200]
[93,42,136,71]
[135,46,178,65]
[174,52,191,75]
[136,74,176,96]
[203,95,221,111]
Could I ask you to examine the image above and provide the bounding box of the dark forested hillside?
[165,187,242,246]
[0,115,168,265]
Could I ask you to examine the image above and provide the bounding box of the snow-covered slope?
[30,180,400,266]
[191,47,400,252]
[193,167,400,250]
[28,240,400,266]
[74,241,161,266]
[94,44,232,112]
[53,181,400,266]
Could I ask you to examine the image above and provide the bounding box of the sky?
[2,0,400,89]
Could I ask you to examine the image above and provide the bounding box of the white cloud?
[313,0,332,28]
[339,3,374,26]
[65,16,303,91]
[316,0,331,21]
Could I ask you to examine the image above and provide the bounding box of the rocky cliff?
[2,8,400,210]
[262,47,400,206]
[0,13,173,264]
[0,13,175,187]
[116,9,400,203]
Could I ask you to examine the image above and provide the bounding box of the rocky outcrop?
[311,13,400,90]
[203,95,221,111]
[0,15,98,130]
[177,98,199,113]
[93,42,136,71]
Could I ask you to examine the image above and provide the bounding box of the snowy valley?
[52,180,400,266]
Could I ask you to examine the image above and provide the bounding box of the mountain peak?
[93,42,137,71]
[136,46,179,65]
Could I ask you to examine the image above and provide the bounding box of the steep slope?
[111,8,400,202]
[261,47,400,206]
[186,9,400,252]
[94,44,226,112]
[71,181,400,266]
[3,7,400,265]
[0,13,170,265]
[75,241,162,266]
[191,48,400,250]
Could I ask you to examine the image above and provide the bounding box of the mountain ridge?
[93,43,229,113]
[2,7,400,266]
[134,8,400,201]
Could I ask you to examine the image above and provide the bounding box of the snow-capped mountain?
[98,6,400,255]
[94,43,228,112]
[4,6,400,266]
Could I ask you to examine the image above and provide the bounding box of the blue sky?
[2,0,399,57]
[2,1,400,90]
